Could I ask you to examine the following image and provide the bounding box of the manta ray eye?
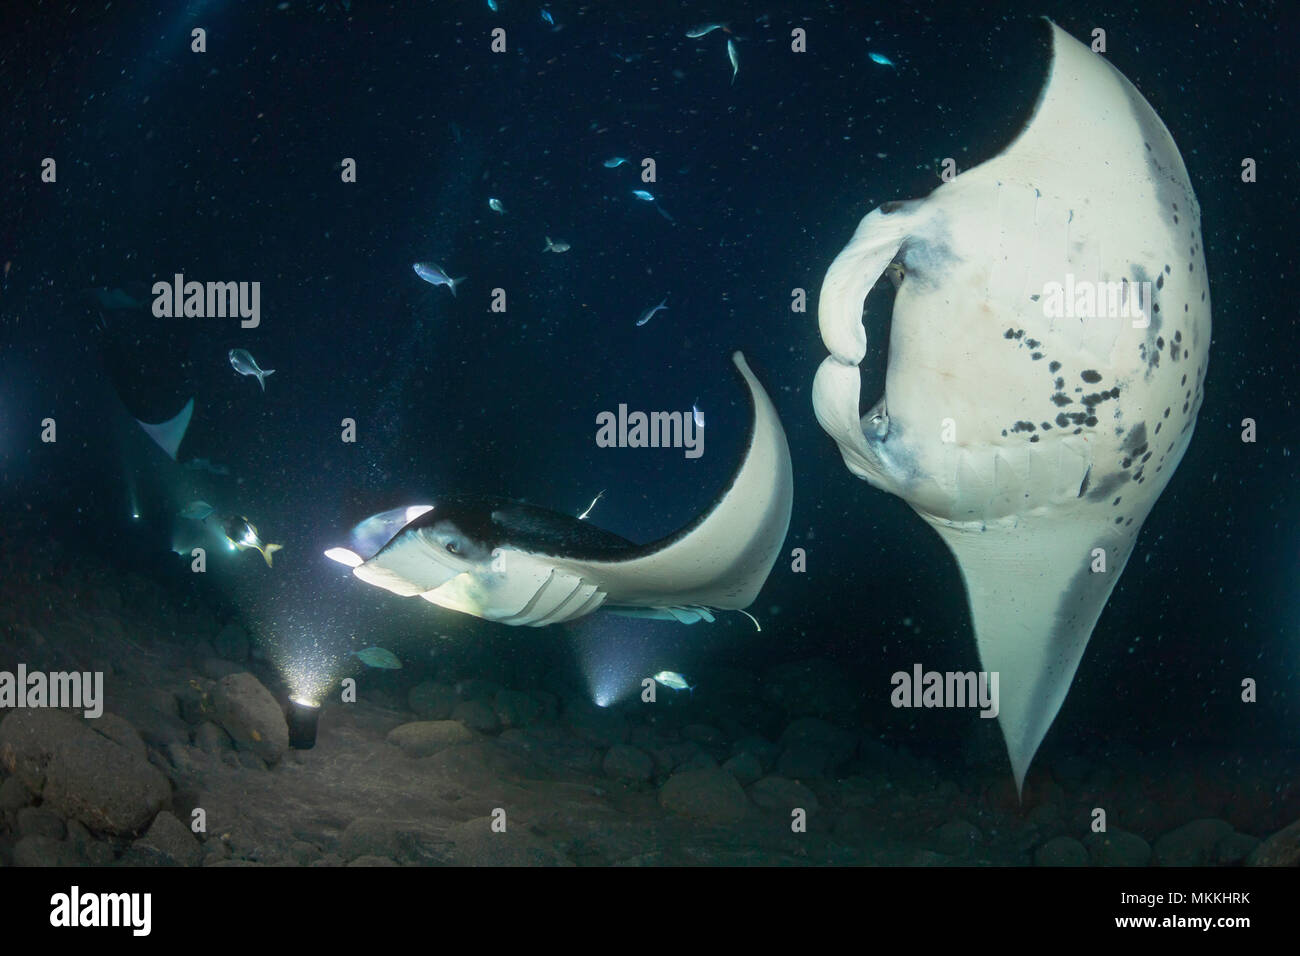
[444,540,460,554]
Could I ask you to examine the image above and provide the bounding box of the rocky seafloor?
[1,539,1298,868]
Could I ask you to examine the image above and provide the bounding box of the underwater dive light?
[287,696,321,749]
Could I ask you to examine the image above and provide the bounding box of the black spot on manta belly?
[1080,369,1102,383]
[1049,361,1061,373]
[1088,469,1131,501]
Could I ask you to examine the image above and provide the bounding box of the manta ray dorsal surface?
[813,21,1211,792]
[329,351,793,628]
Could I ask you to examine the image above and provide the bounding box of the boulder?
[603,745,653,782]
[12,835,80,867]
[1085,829,1152,867]
[386,721,474,758]
[721,751,763,787]
[749,775,820,814]
[1248,818,1300,866]
[1152,819,1235,866]
[0,710,170,835]
[211,672,289,763]
[408,682,457,720]
[1035,836,1089,866]
[136,811,203,867]
[659,767,749,825]
[453,700,500,734]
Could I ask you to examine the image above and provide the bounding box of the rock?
[12,835,79,866]
[235,750,267,771]
[211,672,289,763]
[659,767,749,825]
[386,721,474,758]
[193,722,233,754]
[214,621,250,662]
[1035,836,1089,867]
[777,718,857,778]
[749,775,820,814]
[1215,832,1260,865]
[455,679,501,702]
[0,710,171,836]
[66,820,115,865]
[722,751,763,787]
[445,818,573,866]
[94,713,149,762]
[17,807,65,840]
[175,681,216,726]
[136,811,202,867]
[676,751,718,772]
[340,817,413,862]
[288,841,321,865]
[731,736,779,772]
[930,819,983,857]
[348,855,400,866]
[563,701,628,748]
[603,745,653,782]
[0,709,83,790]
[494,690,542,729]
[1248,818,1300,866]
[201,658,246,680]
[0,775,33,812]
[1085,829,1152,866]
[1153,819,1235,866]
[453,700,500,734]
[529,690,559,722]
[408,682,457,720]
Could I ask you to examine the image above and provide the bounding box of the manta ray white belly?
[813,22,1211,790]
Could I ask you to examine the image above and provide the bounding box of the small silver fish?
[218,514,282,567]
[727,39,739,85]
[488,197,506,214]
[352,646,402,669]
[413,262,465,296]
[632,189,655,201]
[603,157,629,168]
[577,489,605,521]
[653,670,694,693]
[543,236,571,253]
[540,8,554,26]
[636,296,668,327]
[869,51,897,68]
[229,349,275,391]
[685,22,729,39]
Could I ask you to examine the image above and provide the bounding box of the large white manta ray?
[813,21,1211,790]
[327,352,793,628]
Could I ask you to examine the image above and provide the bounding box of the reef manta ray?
[813,21,1211,791]
[327,352,793,627]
